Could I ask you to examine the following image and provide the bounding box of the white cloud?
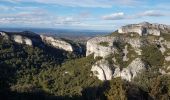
[139,10,165,17]
[102,12,125,20]
[102,10,167,20]
[0,10,82,27]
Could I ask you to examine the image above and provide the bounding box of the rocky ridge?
[118,22,170,36]
[0,31,74,52]
[88,22,170,81]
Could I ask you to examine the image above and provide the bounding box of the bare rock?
[40,35,73,52]
[118,22,170,36]
[91,59,113,81]
[113,58,147,81]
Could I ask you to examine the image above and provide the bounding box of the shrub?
[141,44,164,68]
[98,42,109,47]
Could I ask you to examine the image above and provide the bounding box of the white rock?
[24,38,32,46]
[86,36,117,58]
[91,60,113,81]
[13,35,23,44]
[165,56,170,61]
[118,22,167,36]
[159,68,170,75]
[13,35,33,46]
[118,25,143,36]
[113,58,146,81]
[123,45,129,61]
[40,35,73,52]
[0,32,9,39]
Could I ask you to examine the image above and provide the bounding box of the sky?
[0,0,170,31]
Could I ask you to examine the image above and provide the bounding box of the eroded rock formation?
[0,31,74,52]
[40,35,73,52]
[118,22,170,36]
[88,22,170,81]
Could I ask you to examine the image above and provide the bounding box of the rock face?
[13,35,33,46]
[88,22,170,81]
[91,60,113,80]
[118,22,170,36]
[40,35,73,52]
[86,36,117,58]
[86,36,143,58]
[0,31,74,52]
[113,58,147,81]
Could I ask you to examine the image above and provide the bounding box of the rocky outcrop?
[91,60,113,81]
[40,35,73,52]
[0,32,9,39]
[13,35,33,46]
[88,22,170,81]
[86,36,117,58]
[118,22,170,36]
[86,36,143,58]
[113,58,147,81]
[0,31,74,52]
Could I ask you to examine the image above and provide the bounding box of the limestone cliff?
[118,22,170,36]
[88,22,170,81]
[40,35,73,52]
[0,31,74,52]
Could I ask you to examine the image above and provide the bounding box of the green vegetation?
[104,78,127,100]
[98,41,109,47]
[141,44,164,68]
[1,33,170,100]
[109,31,140,38]
[133,69,170,100]
[0,37,103,99]
[161,33,170,41]
[126,44,138,65]
[112,43,136,69]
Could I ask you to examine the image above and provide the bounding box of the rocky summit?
[88,22,170,81]
[118,22,170,36]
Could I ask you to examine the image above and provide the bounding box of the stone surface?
[0,31,74,52]
[91,60,113,81]
[13,35,23,44]
[165,56,170,61]
[118,22,170,36]
[86,36,143,59]
[113,58,147,81]
[123,45,129,61]
[86,36,117,58]
[40,35,73,52]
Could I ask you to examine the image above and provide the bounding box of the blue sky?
[0,0,170,31]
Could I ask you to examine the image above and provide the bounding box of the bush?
[141,45,164,67]
[98,42,109,47]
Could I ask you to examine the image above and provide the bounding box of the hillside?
[1,22,170,100]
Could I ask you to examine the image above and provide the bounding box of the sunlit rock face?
[86,36,117,58]
[40,35,73,52]
[91,60,113,81]
[86,36,143,59]
[0,32,9,39]
[118,22,170,36]
[0,31,75,52]
[13,35,33,46]
[113,58,147,81]
[88,22,170,81]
